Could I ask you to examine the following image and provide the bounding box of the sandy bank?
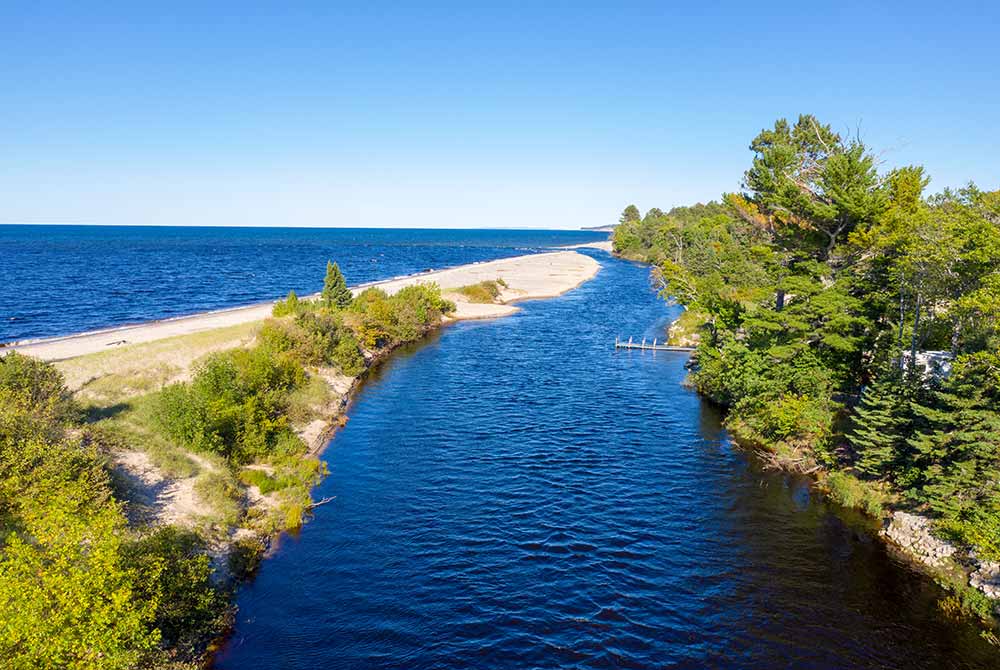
[563,239,613,252]
[7,250,600,363]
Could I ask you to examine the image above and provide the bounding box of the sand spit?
[7,250,601,362]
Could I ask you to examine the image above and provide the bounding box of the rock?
[882,511,957,568]
[970,556,1000,599]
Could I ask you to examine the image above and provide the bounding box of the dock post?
[641,337,646,349]
[653,338,657,348]
[628,336,633,346]
[615,336,619,349]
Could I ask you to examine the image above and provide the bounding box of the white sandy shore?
[562,239,612,252]
[7,250,601,362]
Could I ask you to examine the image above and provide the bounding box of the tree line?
[613,115,1000,570]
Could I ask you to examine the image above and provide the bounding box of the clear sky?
[2,1,998,229]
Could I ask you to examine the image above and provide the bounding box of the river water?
[215,250,998,669]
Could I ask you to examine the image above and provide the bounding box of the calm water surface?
[0,225,604,342]
[216,250,997,669]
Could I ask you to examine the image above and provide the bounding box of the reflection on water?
[215,251,998,669]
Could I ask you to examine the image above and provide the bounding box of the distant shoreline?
[6,249,604,362]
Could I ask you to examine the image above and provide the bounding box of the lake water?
[0,225,605,342]
[215,249,998,669]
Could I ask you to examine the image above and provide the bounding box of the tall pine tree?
[909,380,1000,521]
[321,261,352,309]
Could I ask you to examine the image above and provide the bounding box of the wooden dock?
[614,336,695,352]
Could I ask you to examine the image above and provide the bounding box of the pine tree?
[909,385,1000,521]
[321,261,352,309]
[849,376,911,479]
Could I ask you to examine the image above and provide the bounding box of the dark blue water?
[0,225,605,342]
[216,251,998,669]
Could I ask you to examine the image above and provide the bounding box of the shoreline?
[619,244,1000,627]
[22,247,605,665]
[6,250,601,362]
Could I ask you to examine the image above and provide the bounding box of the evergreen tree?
[619,204,641,225]
[849,376,911,479]
[321,261,352,309]
[908,359,1000,521]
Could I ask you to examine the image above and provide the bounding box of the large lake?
[0,225,604,342]
[215,249,998,669]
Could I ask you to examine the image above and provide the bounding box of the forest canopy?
[614,114,1000,559]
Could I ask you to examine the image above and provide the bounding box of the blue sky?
[2,2,998,229]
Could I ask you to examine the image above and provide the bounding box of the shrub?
[125,527,229,651]
[259,311,364,375]
[0,388,111,516]
[272,289,297,317]
[347,283,454,349]
[937,513,1000,562]
[332,332,365,375]
[228,536,266,579]
[347,288,394,349]
[0,352,78,422]
[823,471,886,517]
[155,348,305,463]
[735,393,834,447]
[455,280,503,304]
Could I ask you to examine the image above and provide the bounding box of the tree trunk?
[897,284,906,372]
[909,291,922,374]
[776,289,785,312]
[950,317,962,357]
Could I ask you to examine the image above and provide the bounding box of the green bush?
[347,283,454,349]
[0,352,78,422]
[155,348,305,463]
[735,393,834,447]
[126,527,229,652]
[259,311,366,376]
[332,332,365,375]
[272,289,314,317]
[228,536,266,580]
[455,280,503,303]
[823,471,886,517]
[938,513,1000,562]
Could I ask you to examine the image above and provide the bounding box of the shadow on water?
[214,250,1000,669]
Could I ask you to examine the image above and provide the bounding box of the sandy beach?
[7,249,601,363]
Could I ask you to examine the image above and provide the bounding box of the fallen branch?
[308,496,337,509]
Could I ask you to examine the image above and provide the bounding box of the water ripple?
[215,252,999,669]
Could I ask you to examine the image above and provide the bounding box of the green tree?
[848,375,912,479]
[321,261,352,309]
[744,114,886,260]
[619,204,641,225]
[908,352,1000,524]
[0,503,158,670]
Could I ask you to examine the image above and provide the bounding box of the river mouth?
[214,251,999,669]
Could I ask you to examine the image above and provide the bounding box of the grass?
[821,471,888,517]
[92,393,201,478]
[667,308,707,346]
[55,321,262,393]
[285,373,335,425]
[193,470,243,533]
[453,279,505,304]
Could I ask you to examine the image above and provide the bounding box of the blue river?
[215,249,998,669]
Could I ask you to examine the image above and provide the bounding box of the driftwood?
[308,496,337,509]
